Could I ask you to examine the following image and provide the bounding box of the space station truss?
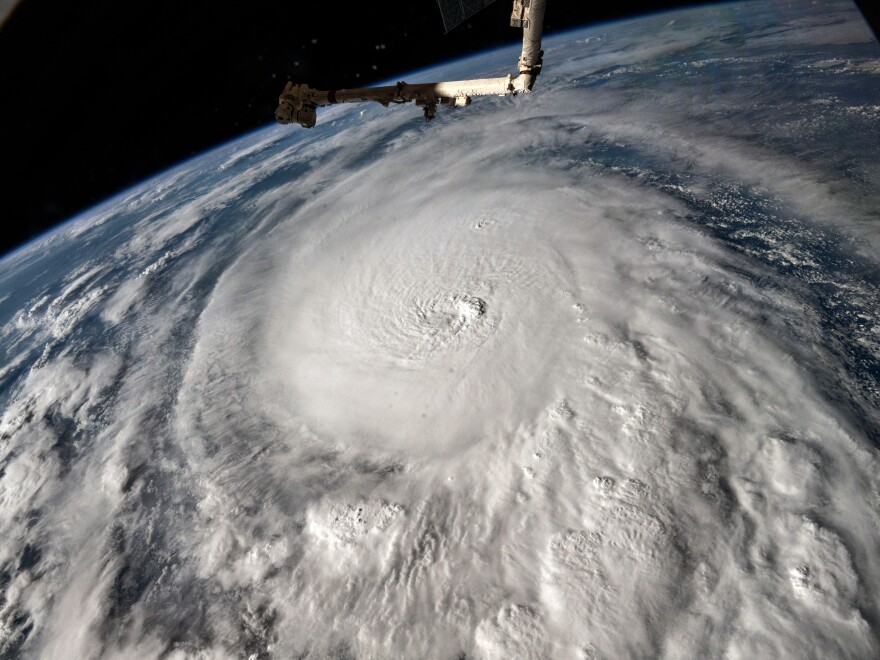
[436,0,499,32]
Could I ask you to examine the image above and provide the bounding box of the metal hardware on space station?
[275,0,546,128]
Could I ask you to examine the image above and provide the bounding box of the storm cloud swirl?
[1,1,879,657]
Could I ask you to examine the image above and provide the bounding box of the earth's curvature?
[2,0,880,657]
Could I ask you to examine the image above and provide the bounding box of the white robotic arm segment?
[517,0,546,89]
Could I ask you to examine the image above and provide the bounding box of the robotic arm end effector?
[275,82,318,128]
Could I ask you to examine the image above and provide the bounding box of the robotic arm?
[275,0,547,128]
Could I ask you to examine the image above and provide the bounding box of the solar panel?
[435,0,499,32]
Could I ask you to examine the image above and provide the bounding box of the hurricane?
[1,0,879,657]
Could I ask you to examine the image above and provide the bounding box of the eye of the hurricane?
[408,294,489,358]
[417,293,485,331]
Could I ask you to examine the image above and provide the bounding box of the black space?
[0,0,877,257]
